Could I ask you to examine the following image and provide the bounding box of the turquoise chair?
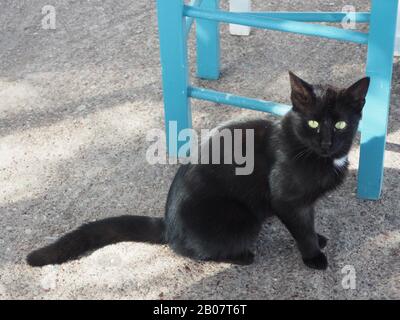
[156,0,398,200]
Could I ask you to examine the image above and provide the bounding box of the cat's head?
[288,71,370,158]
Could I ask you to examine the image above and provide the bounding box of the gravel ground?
[0,0,399,299]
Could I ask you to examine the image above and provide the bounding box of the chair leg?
[357,0,398,200]
[196,0,220,80]
[156,0,192,158]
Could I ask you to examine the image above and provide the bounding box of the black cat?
[27,72,370,270]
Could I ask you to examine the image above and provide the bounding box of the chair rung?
[188,86,292,117]
[245,11,370,23]
[183,6,369,44]
[189,86,363,131]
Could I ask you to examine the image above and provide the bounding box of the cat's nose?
[321,141,332,150]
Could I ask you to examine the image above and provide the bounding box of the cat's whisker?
[293,147,310,161]
[303,149,314,160]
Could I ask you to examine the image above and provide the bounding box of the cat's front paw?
[317,234,328,249]
[303,252,328,270]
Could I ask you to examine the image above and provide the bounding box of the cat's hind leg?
[223,250,255,265]
[202,250,255,265]
[175,198,262,265]
[317,233,328,249]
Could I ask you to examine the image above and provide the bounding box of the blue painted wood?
[185,0,203,35]
[156,0,191,158]
[189,86,363,132]
[184,6,369,44]
[246,11,370,23]
[188,86,291,116]
[196,0,220,80]
[357,0,399,200]
[189,9,369,33]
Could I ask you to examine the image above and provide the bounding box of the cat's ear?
[344,77,370,112]
[289,71,314,113]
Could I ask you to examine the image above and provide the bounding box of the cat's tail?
[26,215,166,267]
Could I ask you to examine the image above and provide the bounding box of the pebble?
[76,105,87,112]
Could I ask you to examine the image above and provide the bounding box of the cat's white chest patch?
[333,155,348,168]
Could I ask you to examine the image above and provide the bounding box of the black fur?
[27,216,165,267]
[27,72,370,270]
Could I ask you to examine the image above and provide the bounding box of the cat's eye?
[335,121,347,130]
[308,120,319,129]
